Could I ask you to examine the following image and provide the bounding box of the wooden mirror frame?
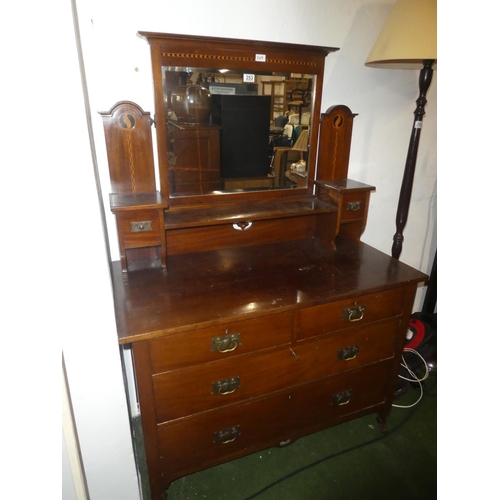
[138,32,338,207]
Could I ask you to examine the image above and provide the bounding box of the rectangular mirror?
[163,66,315,196]
[139,32,337,205]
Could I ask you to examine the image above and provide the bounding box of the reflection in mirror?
[162,67,315,196]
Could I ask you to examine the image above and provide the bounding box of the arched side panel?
[316,104,357,181]
[99,101,156,194]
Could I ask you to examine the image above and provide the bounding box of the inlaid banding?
[161,52,317,66]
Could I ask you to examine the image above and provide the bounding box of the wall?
[2,0,141,498]
[57,1,142,498]
[2,1,436,499]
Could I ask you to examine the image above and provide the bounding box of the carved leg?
[376,414,388,436]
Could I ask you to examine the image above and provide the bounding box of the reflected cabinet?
[101,33,428,500]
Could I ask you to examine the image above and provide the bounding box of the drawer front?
[166,216,316,255]
[297,287,404,340]
[152,318,399,422]
[117,209,162,248]
[340,191,369,221]
[157,360,391,482]
[148,312,294,373]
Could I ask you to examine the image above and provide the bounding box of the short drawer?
[157,360,391,484]
[340,191,369,221]
[297,287,405,340]
[148,312,294,373]
[152,318,399,422]
[116,209,162,248]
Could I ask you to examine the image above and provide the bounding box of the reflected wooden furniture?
[223,176,274,190]
[261,80,286,120]
[287,79,311,124]
[272,129,309,187]
[167,121,222,195]
[103,34,428,500]
[261,78,311,121]
[285,169,307,188]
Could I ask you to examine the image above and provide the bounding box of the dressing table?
[102,33,428,500]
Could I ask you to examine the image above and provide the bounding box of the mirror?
[162,66,315,196]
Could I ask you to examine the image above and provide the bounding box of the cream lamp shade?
[365,0,437,69]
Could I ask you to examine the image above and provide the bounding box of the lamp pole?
[392,59,435,260]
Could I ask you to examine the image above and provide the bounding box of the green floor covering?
[136,372,436,500]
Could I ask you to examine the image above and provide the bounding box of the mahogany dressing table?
[100,33,428,500]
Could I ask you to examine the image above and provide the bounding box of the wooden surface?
[119,236,427,497]
[110,191,167,211]
[164,196,336,229]
[167,123,222,195]
[317,105,358,181]
[112,236,427,344]
[315,179,376,244]
[99,101,156,194]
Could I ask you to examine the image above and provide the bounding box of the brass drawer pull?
[130,220,153,232]
[337,344,359,361]
[332,389,353,406]
[346,201,361,212]
[214,425,240,444]
[211,331,241,353]
[212,376,241,395]
[342,305,366,322]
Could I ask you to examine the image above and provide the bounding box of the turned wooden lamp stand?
[365,0,437,260]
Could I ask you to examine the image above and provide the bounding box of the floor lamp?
[365,0,437,260]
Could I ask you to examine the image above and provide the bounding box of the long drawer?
[148,312,294,373]
[166,216,317,255]
[152,318,400,422]
[157,360,392,483]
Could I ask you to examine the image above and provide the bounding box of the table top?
[112,236,427,344]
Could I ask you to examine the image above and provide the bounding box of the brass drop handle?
[342,305,366,322]
[218,338,238,353]
[214,425,241,444]
[219,385,237,395]
[212,376,241,395]
[211,331,241,353]
[337,344,360,361]
[332,389,353,406]
[347,201,361,212]
[349,307,365,322]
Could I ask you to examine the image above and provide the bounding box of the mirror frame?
[138,32,338,206]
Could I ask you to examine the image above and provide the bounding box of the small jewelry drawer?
[148,311,294,373]
[296,287,405,340]
[340,191,369,221]
[116,209,162,248]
